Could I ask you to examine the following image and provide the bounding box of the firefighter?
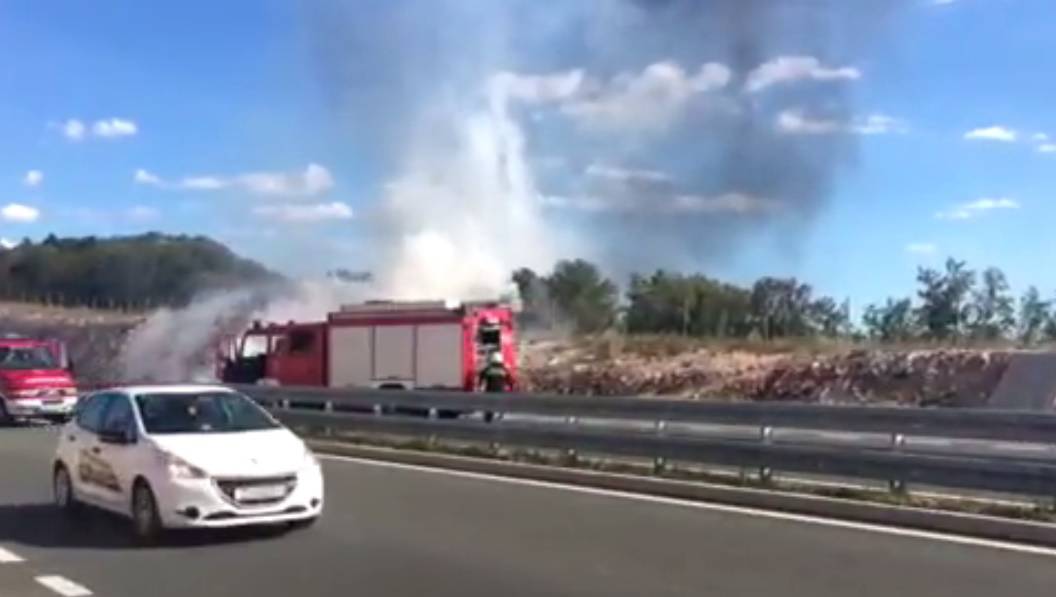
[478,351,512,393]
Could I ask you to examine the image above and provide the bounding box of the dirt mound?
[521,339,1011,406]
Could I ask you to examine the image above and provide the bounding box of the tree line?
[0,233,277,309]
[512,258,1056,345]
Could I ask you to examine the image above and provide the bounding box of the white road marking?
[35,576,93,597]
[321,453,1056,558]
[0,546,24,563]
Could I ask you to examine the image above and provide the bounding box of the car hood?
[0,369,74,389]
[148,428,308,478]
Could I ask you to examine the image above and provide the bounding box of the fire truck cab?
[218,300,517,392]
[0,335,78,424]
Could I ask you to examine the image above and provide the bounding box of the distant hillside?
[0,232,279,309]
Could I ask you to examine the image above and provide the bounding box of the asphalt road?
[3,428,1056,596]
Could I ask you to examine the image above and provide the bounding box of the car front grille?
[213,474,297,506]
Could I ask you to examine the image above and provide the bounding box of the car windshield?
[0,346,58,370]
[134,391,279,434]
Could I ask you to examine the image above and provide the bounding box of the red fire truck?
[216,300,518,394]
[0,335,78,425]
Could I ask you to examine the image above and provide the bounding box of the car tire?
[53,464,80,516]
[0,401,12,427]
[131,481,164,545]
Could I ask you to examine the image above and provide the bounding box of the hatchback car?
[52,385,324,542]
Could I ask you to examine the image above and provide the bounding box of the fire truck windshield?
[240,335,269,358]
[0,346,58,370]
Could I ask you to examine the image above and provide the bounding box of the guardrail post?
[565,415,578,464]
[758,426,774,484]
[427,408,439,448]
[323,401,334,437]
[653,456,666,475]
[889,432,907,494]
[373,404,383,416]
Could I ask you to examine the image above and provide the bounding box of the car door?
[65,393,110,504]
[92,393,139,510]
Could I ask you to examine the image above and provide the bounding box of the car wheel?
[131,481,163,544]
[53,464,80,515]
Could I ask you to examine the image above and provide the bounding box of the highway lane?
[3,428,1056,596]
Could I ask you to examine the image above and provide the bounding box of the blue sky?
[1,0,1054,311]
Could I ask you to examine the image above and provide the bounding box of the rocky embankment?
[521,339,1011,407]
[0,303,1017,406]
[0,303,143,384]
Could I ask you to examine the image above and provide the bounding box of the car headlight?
[159,451,208,479]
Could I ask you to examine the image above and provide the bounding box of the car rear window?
[134,391,279,434]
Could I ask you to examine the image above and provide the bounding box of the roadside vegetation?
[514,257,1054,349]
[0,232,278,311]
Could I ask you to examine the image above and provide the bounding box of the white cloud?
[905,242,937,255]
[0,238,15,249]
[182,176,228,190]
[133,163,334,196]
[61,119,86,141]
[1,203,40,223]
[1033,133,1049,142]
[252,201,354,223]
[776,110,907,136]
[745,56,861,93]
[489,70,585,105]
[585,163,671,184]
[560,61,732,132]
[22,170,43,188]
[1039,144,1056,153]
[776,110,842,135]
[964,126,1018,142]
[933,0,957,5]
[543,191,773,216]
[134,169,162,185]
[92,118,137,138]
[854,114,909,135]
[936,197,1020,220]
[54,117,137,140]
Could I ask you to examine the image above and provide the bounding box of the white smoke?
[117,279,371,383]
[369,83,580,302]
[118,39,591,383]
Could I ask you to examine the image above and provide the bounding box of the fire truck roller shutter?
[327,326,372,388]
[373,325,414,384]
[415,323,463,389]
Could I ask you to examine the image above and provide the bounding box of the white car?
[52,384,324,542]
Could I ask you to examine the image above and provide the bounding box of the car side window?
[100,395,135,435]
[75,394,109,433]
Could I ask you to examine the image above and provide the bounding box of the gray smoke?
[299,0,904,288]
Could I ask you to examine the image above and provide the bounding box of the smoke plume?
[117,279,369,383]
[303,0,902,284]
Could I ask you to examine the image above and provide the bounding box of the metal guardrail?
[233,384,1056,499]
